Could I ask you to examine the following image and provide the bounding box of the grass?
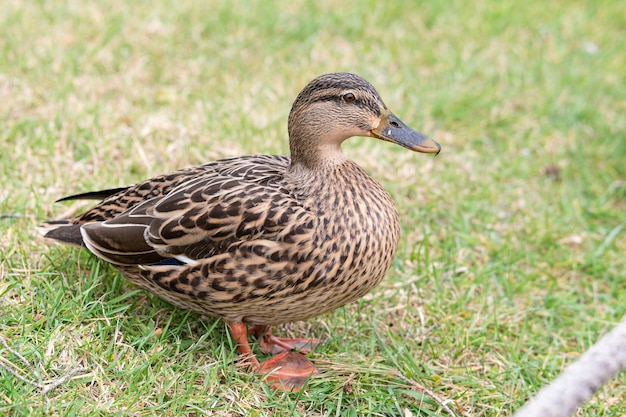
[1,0,624,415]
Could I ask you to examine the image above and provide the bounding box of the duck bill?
[370,110,441,154]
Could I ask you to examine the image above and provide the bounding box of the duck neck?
[289,143,347,173]
[287,123,350,172]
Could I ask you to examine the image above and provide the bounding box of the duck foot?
[228,322,317,391]
[248,324,325,354]
[257,351,317,391]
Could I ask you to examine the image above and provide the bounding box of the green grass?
[1,0,624,415]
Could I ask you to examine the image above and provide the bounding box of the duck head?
[287,72,440,169]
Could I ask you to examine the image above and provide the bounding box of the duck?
[42,72,440,391]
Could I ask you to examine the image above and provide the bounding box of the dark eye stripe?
[311,94,347,103]
[308,92,381,117]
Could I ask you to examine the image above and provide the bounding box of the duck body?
[43,73,440,390]
[63,155,399,325]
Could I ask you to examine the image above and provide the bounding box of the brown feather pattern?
[43,72,439,327]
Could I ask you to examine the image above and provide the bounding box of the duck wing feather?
[78,155,315,267]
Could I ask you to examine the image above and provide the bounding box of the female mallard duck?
[43,73,440,390]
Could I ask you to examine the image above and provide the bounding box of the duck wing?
[77,155,314,266]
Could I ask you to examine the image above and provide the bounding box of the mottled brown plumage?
[43,72,440,390]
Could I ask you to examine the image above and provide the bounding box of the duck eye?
[342,93,356,103]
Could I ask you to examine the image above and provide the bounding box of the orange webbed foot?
[248,324,325,354]
[257,350,317,391]
[228,322,319,391]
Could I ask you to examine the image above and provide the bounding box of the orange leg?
[248,324,325,355]
[228,322,317,391]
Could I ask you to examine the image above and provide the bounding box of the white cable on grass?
[514,316,626,417]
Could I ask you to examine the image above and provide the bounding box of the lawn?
[1,0,624,416]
